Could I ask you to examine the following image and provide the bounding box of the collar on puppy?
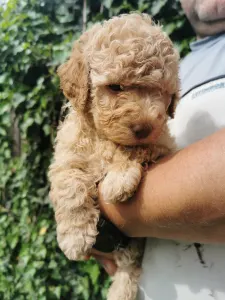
[93,215,131,253]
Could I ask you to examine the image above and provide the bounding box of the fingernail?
[102,261,111,274]
[95,258,113,275]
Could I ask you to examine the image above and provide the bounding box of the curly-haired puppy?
[49,13,179,300]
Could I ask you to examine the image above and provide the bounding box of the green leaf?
[89,263,100,286]
[151,0,167,16]
[103,0,114,9]
[12,93,26,108]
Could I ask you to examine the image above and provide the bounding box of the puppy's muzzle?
[131,124,152,140]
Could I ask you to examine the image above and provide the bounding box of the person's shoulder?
[179,51,195,82]
[180,33,225,89]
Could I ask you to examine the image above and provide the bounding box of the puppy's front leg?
[49,166,99,260]
[48,116,99,261]
[100,158,142,204]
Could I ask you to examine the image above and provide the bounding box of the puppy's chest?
[86,140,117,180]
[87,141,169,178]
[121,144,170,164]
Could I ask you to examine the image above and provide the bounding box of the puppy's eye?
[108,84,124,92]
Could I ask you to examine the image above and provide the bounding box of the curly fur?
[49,13,180,300]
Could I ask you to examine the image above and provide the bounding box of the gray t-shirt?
[180,33,225,97]
[138,33,225,300]
[174,33,225,148]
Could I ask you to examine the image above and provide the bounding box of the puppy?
[49,13,179,300]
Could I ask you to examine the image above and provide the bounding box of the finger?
[90,248,114,260]
[93,255,117,276]
[84,255,91,260]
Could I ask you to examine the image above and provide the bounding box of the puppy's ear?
[57,40,89,111]
[167,92,179,119]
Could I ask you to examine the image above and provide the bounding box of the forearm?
[99,128,225,243]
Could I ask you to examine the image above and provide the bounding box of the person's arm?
[99,128,225,243]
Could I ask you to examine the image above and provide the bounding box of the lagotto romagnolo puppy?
[49,13,180,300]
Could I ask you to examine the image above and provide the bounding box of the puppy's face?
[91,83,174,146]
[58,14,180,146]
[87,15,179,146]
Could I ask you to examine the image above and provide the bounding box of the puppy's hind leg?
[107,265,141,300]
[107,240,144,300]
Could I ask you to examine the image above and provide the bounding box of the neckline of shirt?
[190,32,225,52]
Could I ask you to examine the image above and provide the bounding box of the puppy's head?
[58,13,180,146]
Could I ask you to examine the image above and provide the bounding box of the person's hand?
[88,249,117,276]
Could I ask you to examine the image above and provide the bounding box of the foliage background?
[0,0,194,299]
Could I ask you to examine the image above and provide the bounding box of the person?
[92,0,225,299]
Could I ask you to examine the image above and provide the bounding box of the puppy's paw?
[58,232,86,260]
[101,165,142,203]
[56,211,99,260]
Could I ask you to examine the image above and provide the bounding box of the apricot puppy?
[49,13,179,300]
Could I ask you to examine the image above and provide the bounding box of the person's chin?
[196,0,225,22]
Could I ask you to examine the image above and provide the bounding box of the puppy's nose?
[131,124,152,140]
